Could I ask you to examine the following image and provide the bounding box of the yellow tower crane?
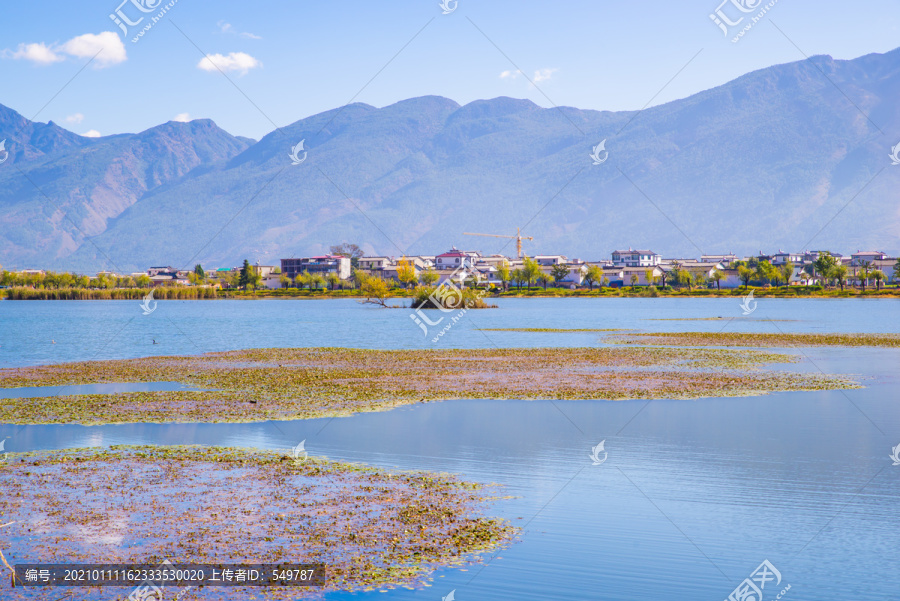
[463,228,534,259]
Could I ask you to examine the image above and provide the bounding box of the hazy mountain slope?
[0,116,252,269]
[3,48,900,272]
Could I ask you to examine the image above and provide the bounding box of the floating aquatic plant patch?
[0,445,516,599]
[0,347,859,425]
[609,332,900,348]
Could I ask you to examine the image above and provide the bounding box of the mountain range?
[2,47,900,272]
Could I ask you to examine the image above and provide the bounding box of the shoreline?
[2,286,899,301]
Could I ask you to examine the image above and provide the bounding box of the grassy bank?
[4,284,897,300]
[2,286,218,300]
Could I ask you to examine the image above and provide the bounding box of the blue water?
[1,298,899,600]
[1,297,899,367]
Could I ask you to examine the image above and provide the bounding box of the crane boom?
[462,228,534,258]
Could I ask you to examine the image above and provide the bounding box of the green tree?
[193,264,205,280]
[779,262,794,287]
[832,265,848,291]
[311,274,327,290]
[894,258,900,284]
[247,266,263,290]
[511,268,524,291]
[537,272,552,290]
[351,269,368,289]
[737,265,753,288]
[420,268,440,287]
[754,260,775,286]
[711,268,725,291]
[584,265,603,291]
[550,264,570,287]
[279,274,291,289]
[630,274,639,288]
[522,257,541,290]
[327,273,341,291]
[497,262,511,291]
[857,260,871,290]
[814,253,837,285]
[872,270,885,290]
[238,260,251,290]
[675,269,692,289]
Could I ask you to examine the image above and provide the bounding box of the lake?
[2,297,899,600]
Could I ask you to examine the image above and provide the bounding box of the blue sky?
[1,0,899,140]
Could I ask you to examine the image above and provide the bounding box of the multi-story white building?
[850,251,889,266]
[611,249,661,267]
[434,247,474,269]
[357,256,394,272]
[771,251,804,266]
[534,255,568,266]
[700,254,738,265]
[281,255,351,281]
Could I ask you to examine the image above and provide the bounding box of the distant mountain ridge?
[2,47,900,272]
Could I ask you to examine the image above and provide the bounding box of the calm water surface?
[1,298,899,600]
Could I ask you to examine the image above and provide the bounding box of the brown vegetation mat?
[0,446,515,599]
[0,347,858,425]
[608,332,900,348]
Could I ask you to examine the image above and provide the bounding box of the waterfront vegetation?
[0,346,859,425]
[410,285,495,310]
[4,252,899,301]
[0,445,516,598]
[3,286,218,300]
[6,284,900,300]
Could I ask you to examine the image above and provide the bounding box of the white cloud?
[6,32,127,68]
[533,68,558,83]
[61,32,127,67]
[65,113,85,124]
[82,130,102,138]
[9,42,63,65]
[500,68,558,84]
[218,21,261,40]
[197,52,261,75]
[173,113,191,123]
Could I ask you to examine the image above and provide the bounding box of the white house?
[850,251,889,266]
[534,255,568,266]
[718,268,743,289]
[771,251,804,266]
[618,266,663,286]
[701,254,738,265]
[611,249,662,267]
[434,248,469,269]
[357,256,394,272]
